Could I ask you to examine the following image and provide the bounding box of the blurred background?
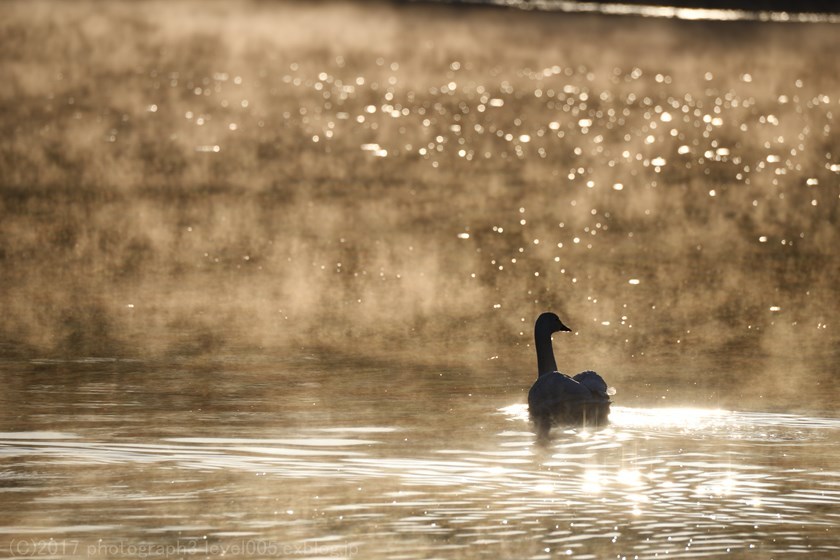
[1,0,838,411]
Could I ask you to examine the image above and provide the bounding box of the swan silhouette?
[528,312,611,436]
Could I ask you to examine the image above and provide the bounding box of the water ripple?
[1,408,838,557]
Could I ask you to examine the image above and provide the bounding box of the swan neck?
[535,328,558,377]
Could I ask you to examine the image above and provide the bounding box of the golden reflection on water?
[1,384,839,558]
[607,406,728,430]
[501,403,732,434]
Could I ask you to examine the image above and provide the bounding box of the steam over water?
[1,1,839,558]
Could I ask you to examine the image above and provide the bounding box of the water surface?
[2,357,839,558]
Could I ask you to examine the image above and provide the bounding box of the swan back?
[528,311,611,431]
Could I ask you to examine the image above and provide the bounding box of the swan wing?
[573,370,609,398]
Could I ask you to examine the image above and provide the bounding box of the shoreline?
[399,0,840,22]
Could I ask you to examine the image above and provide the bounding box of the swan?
[528,312,611,436]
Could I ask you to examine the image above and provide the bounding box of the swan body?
[527,312,611,434]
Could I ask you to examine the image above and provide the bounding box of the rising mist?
[1,0,838,410]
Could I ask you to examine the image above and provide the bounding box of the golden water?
[1,358,839,558]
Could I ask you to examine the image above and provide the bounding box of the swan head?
[536,312,572,334]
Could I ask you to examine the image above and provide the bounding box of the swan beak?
[560,324,572,332]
